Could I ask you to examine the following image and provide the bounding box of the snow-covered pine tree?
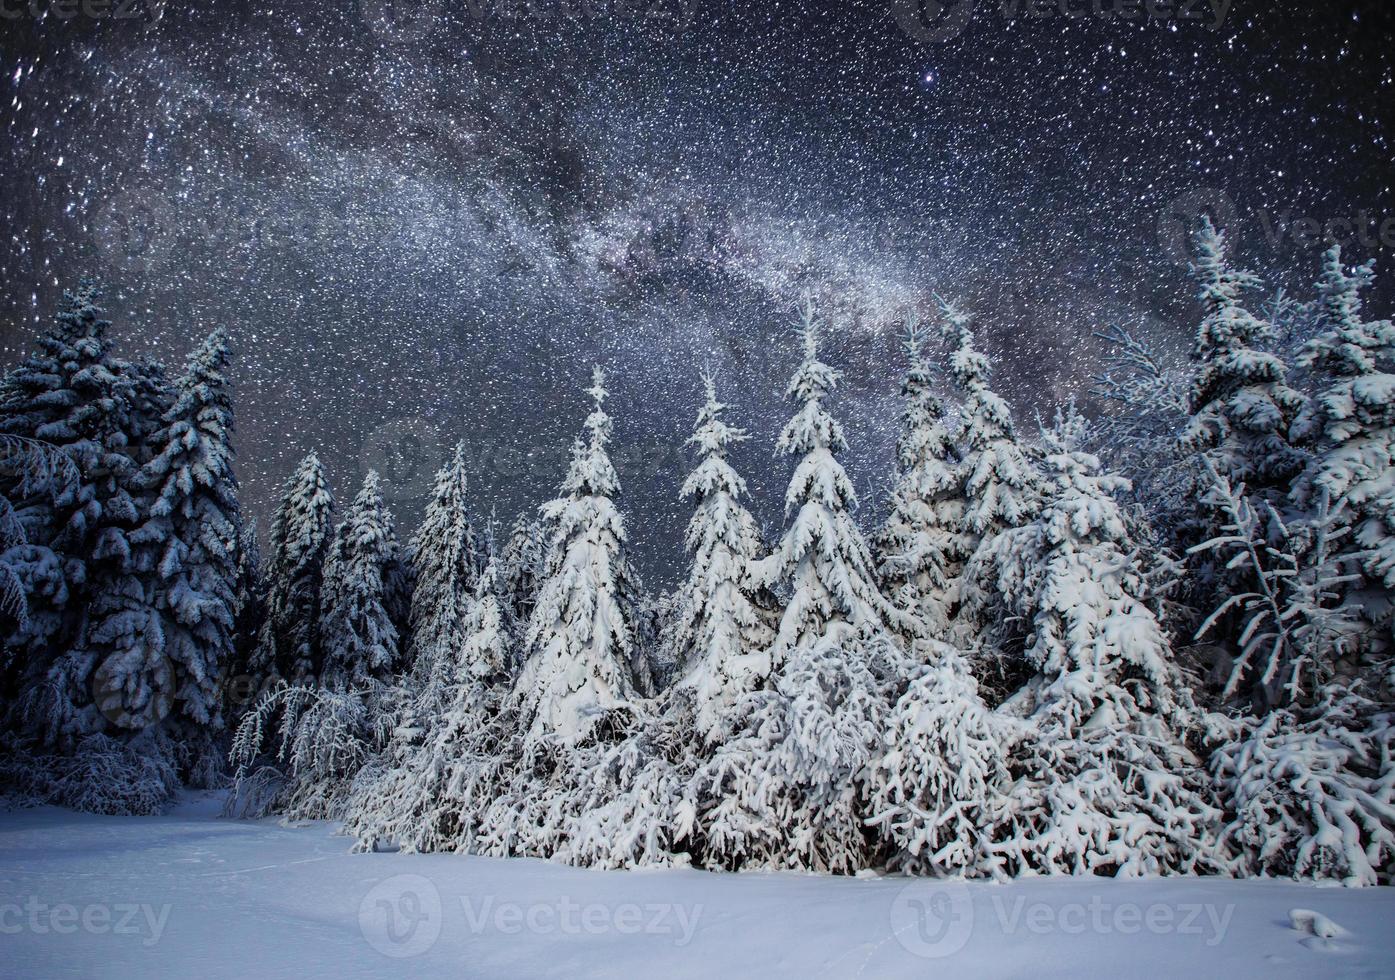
[863,636,1021,877]
[462,551,516,685]
[513,367,650,742]
[0,284,143,743]
[873,322,965,644]
[665,375,776,743]
[1180,217,1306,493]
[228,519,263,712]
[405,442,482,709]
[319,471,404,691]
[694,300,903,874]
[500,514,544,629]
[1291,244,1395,652]
[252,453,334,684]
[19,286,176,749]
[136,329,241,766]
[975,406,1219,876]
[943,298,1041,694]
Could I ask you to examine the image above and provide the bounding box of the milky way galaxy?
[2,0,1391,583]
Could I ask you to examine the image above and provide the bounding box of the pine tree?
[944,298,1039,552]
[136,329,241,749]
[975,407,1219,875]
[253,453,334,684]
[1292,244,1395,610]
[228,519,263,712]
[1180,218,1306,492]
[319,471,403,690]
[944,298,1041,692]
[666,375,775,743]
[514,367,649,743]
[695,300,902,873]
[501,515,544,628]
[405,442,481,709]
[461,552,515,684]
[873,323,964,643]
[0,284,140,742]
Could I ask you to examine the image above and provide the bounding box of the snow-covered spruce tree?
[943,298,1042,696]
[136,329,241,776]
[513,367,651,743]
[0,284,138,742]
[0,435,79,702]
[251,453,334,684]
[1179,219,1306,605]
[227,519,263,713]
[1207,684,1394,886]
[500,514,544,631]
[319,471,404,691]
[402,442,480,709]
[1291,244,1395,654]
[692,301,905,874]
[863,636,1022,877]
[230,472,402,823]
[973,407,1219,876]
[873,323,965,644]
[664,375,776,744]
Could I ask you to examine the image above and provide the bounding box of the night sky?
[2,0,1392,585]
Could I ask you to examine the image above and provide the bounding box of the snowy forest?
[1,218,1393,889]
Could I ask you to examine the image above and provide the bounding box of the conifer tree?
[253,453,334,684]
[695,301,902,873]
[976,407,1218,875]
[137,329,241,744]
[873,323,964,643]
[514,367,649,742]
[1180,218,1306,493]
[0,284,139,741]
[944,299,1041,690]
[319,471,404,690]
[1292,244,1395,602]
[406,443,481,708]
[666,375,775,742]
[501,515,544,628]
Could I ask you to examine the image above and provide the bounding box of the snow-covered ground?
[2,793,1392,979]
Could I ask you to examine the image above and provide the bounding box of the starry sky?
[2,0,1392,585]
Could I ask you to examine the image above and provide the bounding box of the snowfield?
[1,793,1393,979]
